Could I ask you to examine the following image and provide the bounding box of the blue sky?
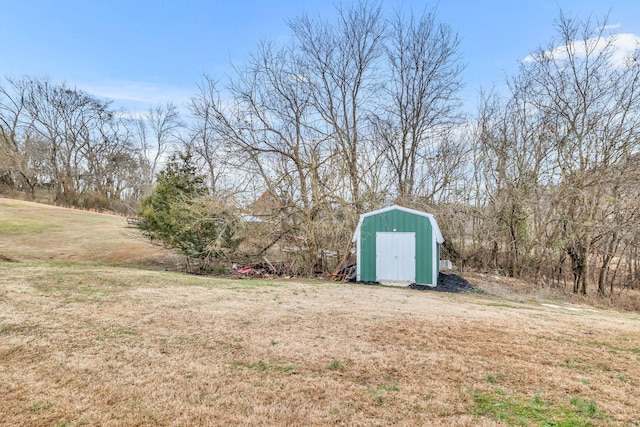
[2,0,639,115]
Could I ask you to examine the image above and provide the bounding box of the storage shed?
[351,205,444,286]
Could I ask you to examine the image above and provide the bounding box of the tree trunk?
[580,236,591,295]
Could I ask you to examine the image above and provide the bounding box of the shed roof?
[351,205,444,244]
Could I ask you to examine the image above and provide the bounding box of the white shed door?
[376,232,416,282]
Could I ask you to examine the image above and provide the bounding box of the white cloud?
[523,33,640,68]
[74,80,194,116]
[599,23,622,31]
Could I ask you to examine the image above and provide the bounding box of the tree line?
[1,3,639,295]
[0,77,183,211]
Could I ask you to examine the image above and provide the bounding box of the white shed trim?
[356,228,362,281]
[351,205,444,244]
[432,233,438,285]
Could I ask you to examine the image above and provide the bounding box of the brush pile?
[234,258,299,278]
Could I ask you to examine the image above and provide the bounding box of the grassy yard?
[1,198,639,426]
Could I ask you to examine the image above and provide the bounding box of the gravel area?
[409,272,485,294]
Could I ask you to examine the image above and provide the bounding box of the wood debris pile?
[234,257,298,278]
[331,263,356,282]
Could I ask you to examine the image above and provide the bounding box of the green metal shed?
[351,205,444,286]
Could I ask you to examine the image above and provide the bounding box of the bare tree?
[137,102,182,193]
[185,2,471,273]
[373,7,464,203]
[532,13,640,294]
[289,1,384,213]
[18,78,113,204]
[472,11,640,294]
[0,78,46,199]
[189,41,330,274]
[187,76,239,194]
[0,77,144,211]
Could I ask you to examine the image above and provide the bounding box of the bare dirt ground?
[1,198,639,426]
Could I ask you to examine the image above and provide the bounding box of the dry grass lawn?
[1,198,639,426]
[0,198,172,267]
